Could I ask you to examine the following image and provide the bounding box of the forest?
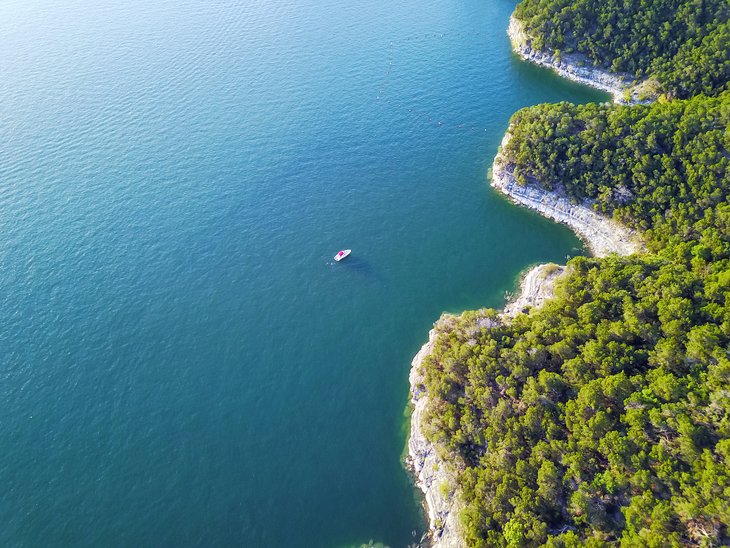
[416,1,730,544]
[420,92,729,546]
[513,0,729,98]
[504,93,730,251]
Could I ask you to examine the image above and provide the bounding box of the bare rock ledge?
[508,15,650,104]
[492,133,643,258]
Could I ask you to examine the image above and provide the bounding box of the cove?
[0,0,608,545]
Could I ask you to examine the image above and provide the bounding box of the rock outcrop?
[507,16,655,104]
[502,263,566,317]
[407,323,465,548]
[491,133,643,258]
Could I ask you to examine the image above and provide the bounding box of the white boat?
[334,249,351,261]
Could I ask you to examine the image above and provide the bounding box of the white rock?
[407,326,466,548]
[503,263,566,317]
[507,16,652,104]
[492,133,643,258]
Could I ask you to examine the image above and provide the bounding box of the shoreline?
[491,132,643,258]
[405,264,570,547]
[507,16,648,104]
[408,134,643,548]
[405,263,569,547]
[406,15,647,547]
[406,323,465,548]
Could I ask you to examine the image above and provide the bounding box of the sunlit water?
[0,0,607,545]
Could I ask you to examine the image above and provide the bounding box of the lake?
[0,0,607,545]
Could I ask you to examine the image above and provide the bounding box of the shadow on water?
[331,256,385,282]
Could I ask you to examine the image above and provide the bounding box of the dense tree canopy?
[418,93,730,544]
[513,0,729,98]
[504,92,730,250]
[422,249,730,545]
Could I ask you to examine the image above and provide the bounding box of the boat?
[334,249,351,262]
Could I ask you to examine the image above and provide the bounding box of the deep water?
[0,0,608,545]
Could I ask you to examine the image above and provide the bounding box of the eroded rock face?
[407,326,465,548]
[507,16,654,105]
[491,133,643,258]
[502,263,566,317]
[407,22,651,546]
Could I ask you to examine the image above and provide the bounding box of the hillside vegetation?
[417,7,730,541]
[513,0,729,98]
[505,93,730,250]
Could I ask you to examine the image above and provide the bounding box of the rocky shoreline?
[406,265,570,547]
[406,16,647,548]
[502,263,566,317]
[508,16,646,104]
[491,132,643,258]
[407,133,643,547]
[406,323,465,548]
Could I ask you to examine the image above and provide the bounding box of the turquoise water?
[0,0,608,545]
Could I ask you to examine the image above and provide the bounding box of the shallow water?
[0,0,607,545]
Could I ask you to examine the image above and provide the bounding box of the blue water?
[0,0,607,545]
